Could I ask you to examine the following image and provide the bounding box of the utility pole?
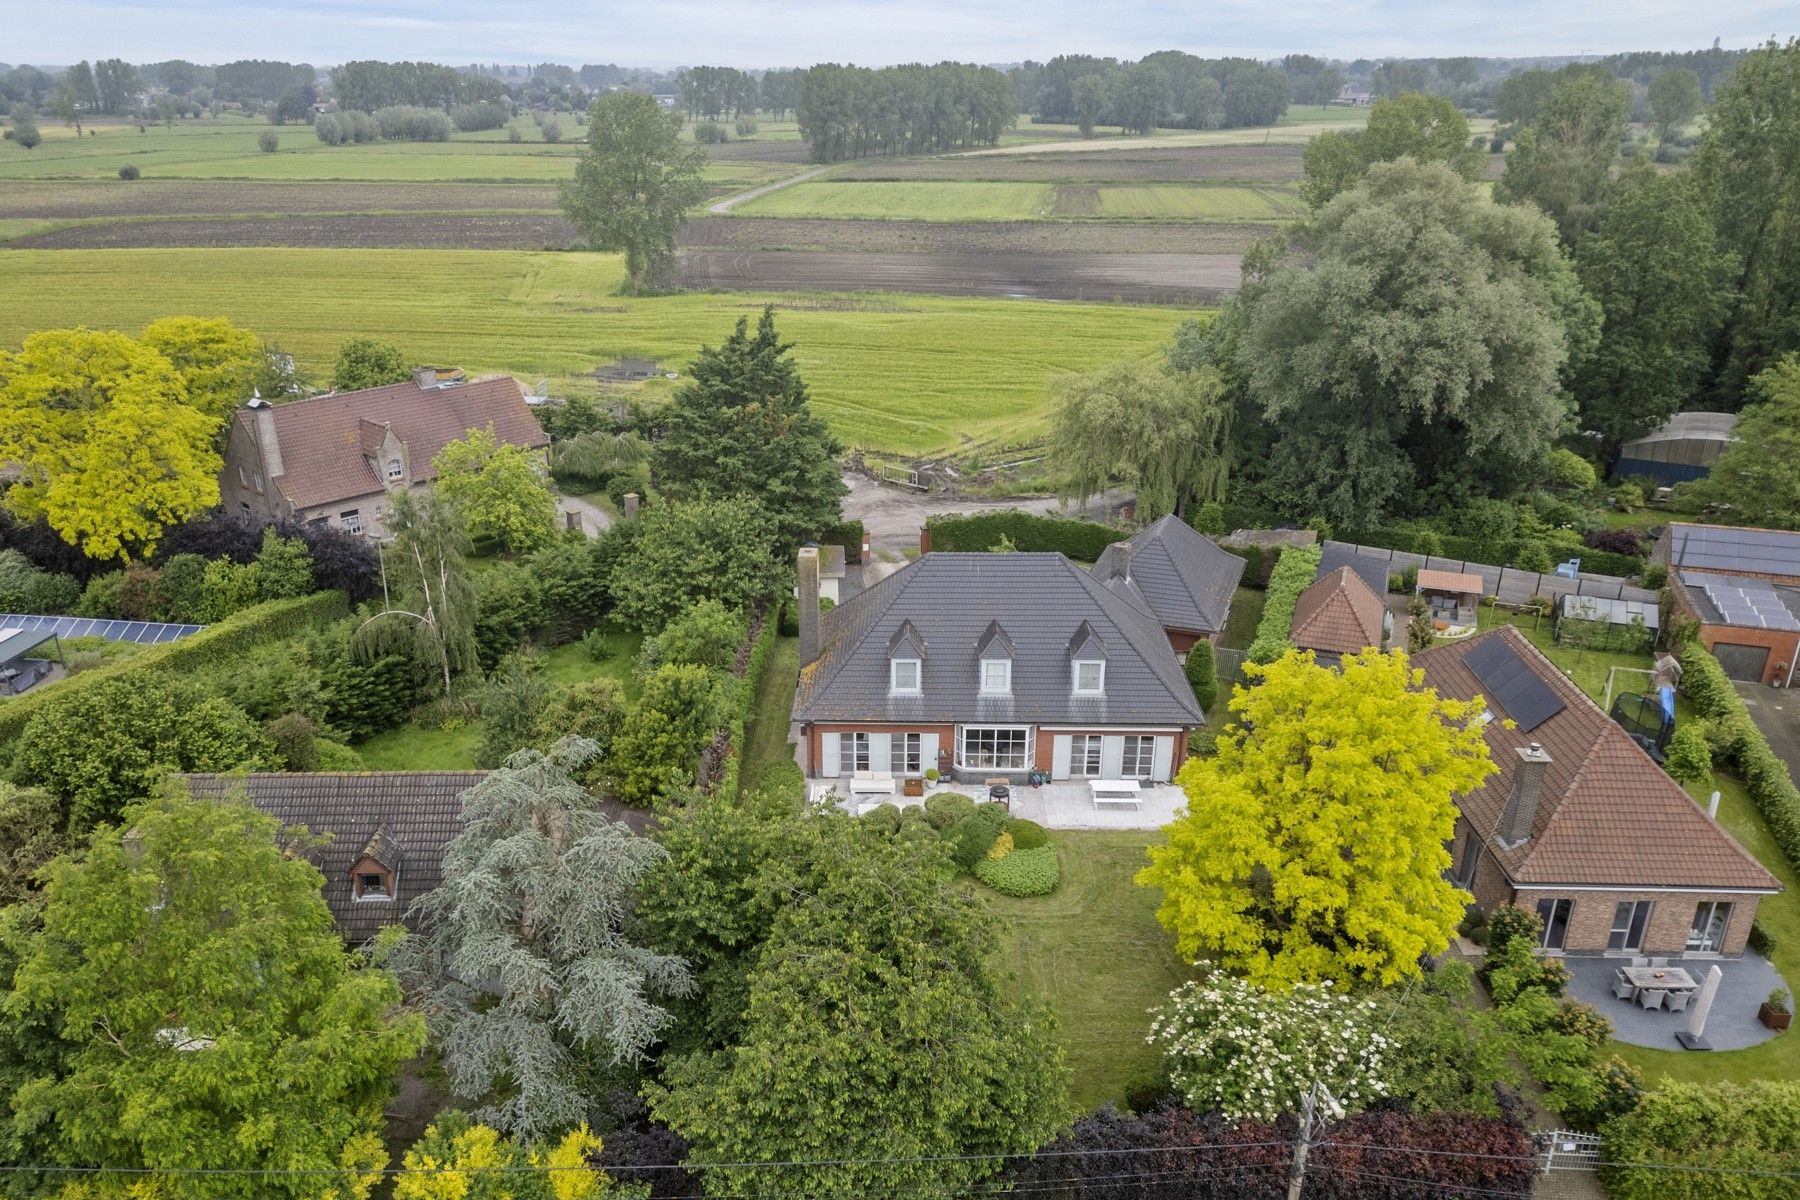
[1286,1080,1344,1200]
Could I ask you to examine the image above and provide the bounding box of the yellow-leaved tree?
[393,1111,612,1200]
[140,315,267,424]
[0,327,223,560]
[1139,648,1496,989]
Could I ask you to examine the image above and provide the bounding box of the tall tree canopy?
[353,488,478,696]
[1572,166,1736,453]
[603,498,785,633]
[1647,68,1703,139]
[1235,157,1594,531]
[0,792,424,1198]
[1139,649,1496,989]
[139,316,266,424]
[653,308,844,552]
[1495,72,1632,244]
[646,800,1066,1199]
[0,328,222,560]
[333,336,409,392]
[1694,38,1800,403]
[1681,355,1800,528]
[1050,358,1231,521]
[1300,93,1481,207]
[434,427,559,554]
[398,739,691,1141]
[560,90,707,293]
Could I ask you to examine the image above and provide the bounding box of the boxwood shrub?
[975,845,1060,896]
[1003,817,1049,850]
[924,791,977,830]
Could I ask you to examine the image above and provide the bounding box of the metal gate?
[1536,1130,1602,1174]
[1713,641,1771,682]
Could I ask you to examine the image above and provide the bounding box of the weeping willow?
[351,488,478,696]
[1050,359,1233,522]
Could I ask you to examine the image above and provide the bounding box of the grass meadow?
[734,179,1303,222]
[0,246,1191,454]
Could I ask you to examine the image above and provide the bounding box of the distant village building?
[1332,84,1374,106]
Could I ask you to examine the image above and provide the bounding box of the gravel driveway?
[842,474,1127,554]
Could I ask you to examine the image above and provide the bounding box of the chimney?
[1499,742,1552,848]
[412,366,436,388]
[861,528,871,561]
[1114,539,1132,582]
[622,492,640,519]
[797,545,822,666]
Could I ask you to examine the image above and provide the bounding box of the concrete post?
[622,492,640,519]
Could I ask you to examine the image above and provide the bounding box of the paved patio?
[814,779,1187,831]
[1564,952,1789,1051]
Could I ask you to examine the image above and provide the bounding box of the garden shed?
[1554,595,1659,654]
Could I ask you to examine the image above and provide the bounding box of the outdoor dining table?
[1621,965,1698,996]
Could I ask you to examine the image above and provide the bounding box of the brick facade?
[1670,586,1800,685]
[802,721,1190,781]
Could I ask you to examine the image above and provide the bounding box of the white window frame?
[1120,735,1155,778]
[1069,734,1102,777]
[890,658,921,695]
[891,732,922,775]
[340,509,363,534]
[1072,660,1105,694]
[252,470,263,492]
[958,725,1032,771]
[980,659,1012,695]
[237,465,249,487]
[840,732,871,775]
[385,456,404,481]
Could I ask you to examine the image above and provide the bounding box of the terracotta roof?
[1415,626,1780,892]
[1417,569,1485,595]
[236,377,547,511]
[1290,567,1385,655]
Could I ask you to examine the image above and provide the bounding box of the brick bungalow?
[791,549,1203,784]
[219,373,548,539]
[1090,514,1244,654]
[1417,626,1780,956]
[1669,569,1800,685]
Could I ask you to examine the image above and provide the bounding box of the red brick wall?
[1670,581,1800,684]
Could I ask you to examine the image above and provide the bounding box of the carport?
[0,626,64,695]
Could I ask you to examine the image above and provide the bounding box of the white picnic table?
[1089,779,1142,809]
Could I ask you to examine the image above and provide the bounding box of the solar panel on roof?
[0,613,206,645]
[1467,638,1567,734]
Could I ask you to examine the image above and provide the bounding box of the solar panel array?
[1672,524,1800,576]
[1681,572,1800,632]
[0,614,204,644]
[1466,636,1567,734]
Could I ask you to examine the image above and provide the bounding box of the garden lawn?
[985,830,1195,1111]
[1219,586,1266,651]
[1613,772,1800,1087]
[1472,605,1652,706]
[0,247,1188,455]
[737,636,800,797]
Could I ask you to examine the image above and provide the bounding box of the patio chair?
[1630,956,1650,968]
[1612,974,1636,1001]
[1649,957,1670,968]
[1636,988,1665,1011]
[1665,990,1693,1014]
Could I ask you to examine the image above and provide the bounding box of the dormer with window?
[887,620,926,696]
[350,825,402,903]
[1067,621,1108,695]
[975,620,1014,696]
[360,419,409,490]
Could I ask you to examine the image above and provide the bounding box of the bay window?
[959,726,1031,771]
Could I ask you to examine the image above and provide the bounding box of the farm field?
[735,179,1303,222]
[833,143,1309,182]
[0,246,1192,454]
[678,214,1269,254]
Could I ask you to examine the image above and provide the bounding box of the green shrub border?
[0,591,348,747]
[974,844,1060,896]
[1677,641,1800,874]
[718,611,779,800]
[924,511,1125,562]
[1248,544,1322,663]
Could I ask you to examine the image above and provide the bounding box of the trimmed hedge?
[0,591,348,747]
[1248,544,1322,663]
[924,511,1125,562]
[1003,817,1049,850]
[818,519,865,565]
[975,845,1060,896]
[1603,1082,1800,1200]
[1678,641,1800,872]
[716,612,780,801]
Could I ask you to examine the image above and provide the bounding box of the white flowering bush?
[1147,977,1387,1122]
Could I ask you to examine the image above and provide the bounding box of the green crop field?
[734,179,1305,223]
[1093,184,1304,220]
[0,247,1191,454]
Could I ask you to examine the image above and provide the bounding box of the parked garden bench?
[1089,779,1142,809]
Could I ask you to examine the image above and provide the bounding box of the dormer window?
[351,826,401,903]
[385,457,404,481]
[356,872,389,900]
[886,619,927,697]
[981,659,1012,695]
[891,658,921,695]
[1066,621,1109,696]
[1073,660,1105,694]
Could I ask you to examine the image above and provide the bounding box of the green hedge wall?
[1248,544,1322,663]
[924,511,1125,562]
[1603,1081,1800,1200]
[819,519,865,565]
[0,591,349,747]
[718,612,780,800]
[1678,641,1800,873]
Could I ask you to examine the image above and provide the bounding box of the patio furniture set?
[842,771,1145,814]
[1610,958,1700,1013]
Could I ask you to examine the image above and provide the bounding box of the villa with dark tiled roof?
[1090,515,1245,654]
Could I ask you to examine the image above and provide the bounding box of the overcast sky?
[8,1,1798,68]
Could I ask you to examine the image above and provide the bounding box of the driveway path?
[1734,680,1800,775]
[842,473,1128,555]
[555,491,614,538]
[708,165,833,215]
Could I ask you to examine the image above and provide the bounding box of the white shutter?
[1100,736,1125,779]
[1051,735,1072,780]
[921,732,939,774]
[820,732,840,777]
[1151,736,1174,782]
[868,733,891,773]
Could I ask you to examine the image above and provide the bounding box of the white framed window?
[237,465,249,487]
[252,470,264,492]
[840,732,871,775]
[891,732,922,775]
[340,509,363,534]
[1120,735,1155,778]
[385,457,404,481]
[959,726,1031,770]
[1070,734,1102,777]
[980,659,1011,695]
[1073,660,1105,694]
[890,658,921,695]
